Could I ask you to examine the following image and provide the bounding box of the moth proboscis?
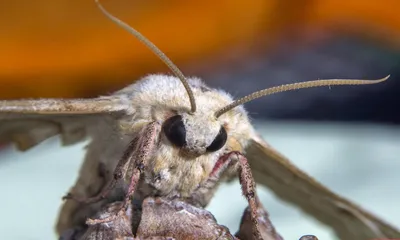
[0,0,397,240]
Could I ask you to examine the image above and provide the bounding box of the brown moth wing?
[0,97,131,235]
[0,98,127,150]
[246,134,400,240]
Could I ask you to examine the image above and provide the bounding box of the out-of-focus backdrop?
[0,0,399,239]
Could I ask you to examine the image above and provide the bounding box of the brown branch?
[59,197,318,240]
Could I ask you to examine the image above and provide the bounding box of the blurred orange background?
[1,0,400,99]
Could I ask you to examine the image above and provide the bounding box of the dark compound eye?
[163,115,186,147]
[206,126,227,152]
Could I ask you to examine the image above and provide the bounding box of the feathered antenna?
[215,75,390,118]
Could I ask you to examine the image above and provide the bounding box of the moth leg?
[62,137,138,204]
[86,121,160,224]
[234,152,263,240]
[207,152,264,240]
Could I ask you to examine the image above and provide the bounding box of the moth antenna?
[215,75,390,118]
[95,0,197,113]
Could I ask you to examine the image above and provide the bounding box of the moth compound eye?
[206,127,227,152]
[163,115,186,147]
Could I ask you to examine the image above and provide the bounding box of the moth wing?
[245,134,400,240]
[0,97,128,150]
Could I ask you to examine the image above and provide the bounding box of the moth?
[0,0,398,239]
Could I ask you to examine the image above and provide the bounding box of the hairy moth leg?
[235,152,263,240]
[87,121,160,224]
[200,151,275,240]
[121,121,161,208]
[64,121,160,225]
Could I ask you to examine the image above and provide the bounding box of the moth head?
[162,112,228,157]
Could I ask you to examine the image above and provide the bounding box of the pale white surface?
[0,121,399,240]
